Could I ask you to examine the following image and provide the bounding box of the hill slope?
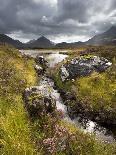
[0,34,24,48]
[86,26,116,45]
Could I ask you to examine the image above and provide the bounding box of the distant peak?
[41,36,46,38]
[38,36,48,40]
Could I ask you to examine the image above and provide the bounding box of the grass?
[76,71,116,110]
[72,49,116,122]
[52,46,116,124]
[0,45,39,154]
[60,121,116,155]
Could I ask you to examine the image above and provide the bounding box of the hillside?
[0,34,24,48]
[86,26,116,45]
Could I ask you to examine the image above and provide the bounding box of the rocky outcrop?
[23,86,56,117]
[60,56,112,81]
[34,56,48,75]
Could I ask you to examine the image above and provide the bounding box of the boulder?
[58,89,76,103]
[34,65,44,75]
[35,55,48,68]
[60,56,112,81]
[23,86,56,117]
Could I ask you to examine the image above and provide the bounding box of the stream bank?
[20,49,116,143]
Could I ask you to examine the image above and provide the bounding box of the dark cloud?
[0,0,116,42]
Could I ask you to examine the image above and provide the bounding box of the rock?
[60,66,69,82]
[60,56,112,81]
[35,55,48,68]
[23,86,56,117]
[35,65,44,76]
[34,65,44,75]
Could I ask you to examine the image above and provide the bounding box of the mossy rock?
[23,87,56,118]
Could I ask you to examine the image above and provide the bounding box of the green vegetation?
[0,45,116,154]
[0,45,38,154]
[60,121,116,155]
[52,46,116,124]
[75,69,116,111]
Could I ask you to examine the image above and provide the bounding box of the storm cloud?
[0,0,116,42]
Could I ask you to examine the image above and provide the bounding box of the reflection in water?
[20,49,115,143]
[20,49,68,68]
[46,53,68,68]
[20,49,68,58]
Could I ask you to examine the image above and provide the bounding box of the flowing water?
[20,49,115,143]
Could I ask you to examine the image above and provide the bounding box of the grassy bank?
[0,45,39,154]
[52,46,116,125]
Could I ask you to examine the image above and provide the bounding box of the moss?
[81,54,94,59]
[53,71,72,91]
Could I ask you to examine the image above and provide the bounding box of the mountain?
[26,36,54,48]
[56,26,116,48]
[0,26,116,49]
[0,34,24,48]
[86,26,116,45]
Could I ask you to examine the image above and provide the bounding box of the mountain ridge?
[25,36,54,48]
[86,26,116,45]
[0,26,116,49]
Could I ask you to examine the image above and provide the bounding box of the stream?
[20,49,115,143]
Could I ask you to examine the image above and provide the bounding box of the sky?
[0,0,116,43]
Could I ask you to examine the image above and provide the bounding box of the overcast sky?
[0,0,116,43]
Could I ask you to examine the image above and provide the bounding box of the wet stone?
[34,65,44,75]
[35,55,48,68]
